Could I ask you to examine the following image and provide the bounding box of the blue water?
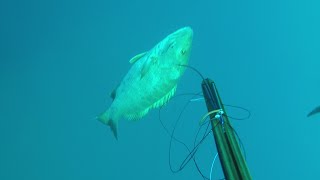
[1,0,320,179]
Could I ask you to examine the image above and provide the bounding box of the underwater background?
[1,0,320,179]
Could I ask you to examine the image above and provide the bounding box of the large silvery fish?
[98,27,193,139]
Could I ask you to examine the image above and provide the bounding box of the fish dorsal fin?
[129,52,147,64]
[110,84,119,100]
[110,89,116,100]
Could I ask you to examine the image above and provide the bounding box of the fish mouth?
[182,29,193,52]
[157,27,193,61]
[176,26,193,36]
[173,27,193,52]
[176,26,193,42]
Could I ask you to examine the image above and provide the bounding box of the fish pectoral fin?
[129,52,147,64]
[140,56,157,78]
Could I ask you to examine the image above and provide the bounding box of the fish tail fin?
[98,110,118,140]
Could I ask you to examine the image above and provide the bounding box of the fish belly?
[114,71,178,121]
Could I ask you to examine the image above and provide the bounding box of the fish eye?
[167,41,175,49]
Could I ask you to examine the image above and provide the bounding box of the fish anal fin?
[152,85,177,109]
[123,86,177,121]
[129,52,147,64]
[125,108,149,121]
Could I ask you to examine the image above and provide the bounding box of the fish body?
[99,27,193,139]
[307,106,320,117]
